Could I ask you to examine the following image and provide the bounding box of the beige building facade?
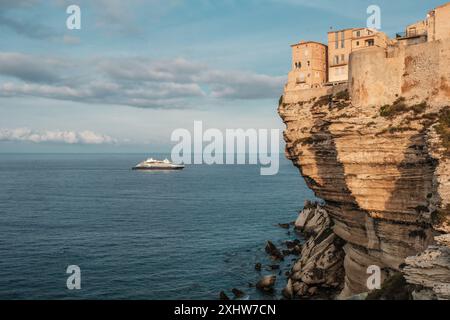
[327,29,353,83]
[328,28,388,83]
[398,2,450,44]
[287,2,450,91]
[427,2,450,42]
[286,41,327,91]
[352,28,389,51]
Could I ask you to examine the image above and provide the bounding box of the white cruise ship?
[132,158,184,171]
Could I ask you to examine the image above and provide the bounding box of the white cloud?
[0,128,118,145]
[0,53,285,109]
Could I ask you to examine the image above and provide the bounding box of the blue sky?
[0,0,445,153]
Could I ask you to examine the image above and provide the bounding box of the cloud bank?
[0,128,117,145]
[0,53,285,109]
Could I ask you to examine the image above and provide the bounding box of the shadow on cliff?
[295,95,376,295]
[382,130,438,255]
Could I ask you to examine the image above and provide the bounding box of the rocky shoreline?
[219,220,303,300]
[219,201,345,300]
[220,199,450,300]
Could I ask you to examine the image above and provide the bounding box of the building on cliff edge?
[327,28,389,84]
[286,41,327,92]
[397,2,450,45]
[285,1,450,93]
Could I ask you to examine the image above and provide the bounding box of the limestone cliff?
[279,40,450,298]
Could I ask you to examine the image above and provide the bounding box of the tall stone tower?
[286,41,328,91]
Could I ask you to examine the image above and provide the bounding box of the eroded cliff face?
[279,40,450,298]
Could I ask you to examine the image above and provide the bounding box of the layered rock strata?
[279,40,450,298]
[403,234,450,300]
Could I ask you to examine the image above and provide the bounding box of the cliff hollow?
[279,40,450,298]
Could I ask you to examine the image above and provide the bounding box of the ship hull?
[132,166,184,171]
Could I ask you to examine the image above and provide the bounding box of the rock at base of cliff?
[284,203,345,299]
[256,275,277,292]
[403,234,450,300]
[265,241,284,261]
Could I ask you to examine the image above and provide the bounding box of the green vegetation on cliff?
[431,205,450,226]
[436,107,450,155]
[380,98,427,118]
[334,90,349,101]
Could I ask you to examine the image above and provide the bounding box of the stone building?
[351,28,389,52]
[397,2,450,45]
[286,2,450,91]
[428,2,450,42]
[328,28,388,83]
[327,29,353,83]
[286,41,327,91]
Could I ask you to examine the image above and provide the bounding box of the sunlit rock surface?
[279,39,450,298]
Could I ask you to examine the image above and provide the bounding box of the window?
[335,32,339,49]
[356,41,360,46]
[299,73,305,82]
[307,61,310,67]
[356,30,361,37]
[408,27,417,36]
[366,39,375,47]
[341,31,345,48]
[341,54,345,63]
[334,55,339,65]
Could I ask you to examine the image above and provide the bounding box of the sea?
[0,153,314,300]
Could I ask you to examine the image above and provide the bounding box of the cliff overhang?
[279,39,450,298]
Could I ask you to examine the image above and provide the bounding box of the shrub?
[334,89,349,101]
[436,107,450,155]
[380,97,408,118]
[313,95,331,108]
[431,206,449,226]
[332,101,350,110]
[411,102,427,114]
[388,127,413,134]
[380,99,429,118]
[378,126,413,135]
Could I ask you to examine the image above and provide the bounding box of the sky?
[0,0,446,153]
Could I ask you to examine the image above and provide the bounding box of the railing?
[396,30,426,39]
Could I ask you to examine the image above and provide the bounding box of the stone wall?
[349,40,450,108]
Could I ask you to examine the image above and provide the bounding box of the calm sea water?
[0,154,313,300]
